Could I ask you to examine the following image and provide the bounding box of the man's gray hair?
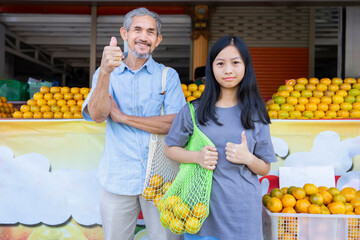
[123,7,162,35]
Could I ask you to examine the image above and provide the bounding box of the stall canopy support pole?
[191,5,210,81]
[308,7,315,78]
[192,35,208,80]
[62,72,66,87]
[345,6,360,78]
[0,24,5,77]
[89,5,97,88]
[337,7,343,78]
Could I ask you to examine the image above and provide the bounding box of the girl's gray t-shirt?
[165,102,277,240]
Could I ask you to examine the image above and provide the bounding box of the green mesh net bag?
[157,102,214,235]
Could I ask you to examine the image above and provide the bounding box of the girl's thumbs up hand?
[225,131,252,165]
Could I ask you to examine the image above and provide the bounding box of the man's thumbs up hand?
[109,36,117,47]
[100,36,124,74]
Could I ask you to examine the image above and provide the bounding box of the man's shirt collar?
[117,56,154,74]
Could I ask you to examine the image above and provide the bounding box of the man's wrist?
[121,113,129,125]
[99,67,112,77]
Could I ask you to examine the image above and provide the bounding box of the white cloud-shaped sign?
[271,136,289,158]
[0,146,102,226]
[284,131,360,175]
[336,171,360,190]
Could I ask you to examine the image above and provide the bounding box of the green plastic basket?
[28,81,52,99]
[0,79,29,101]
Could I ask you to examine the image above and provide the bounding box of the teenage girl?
[164,36,277,240]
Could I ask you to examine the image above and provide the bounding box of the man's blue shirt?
[82,56,186,195]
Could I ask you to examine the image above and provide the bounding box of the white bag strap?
[160,67,169,116]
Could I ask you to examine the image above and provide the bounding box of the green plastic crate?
[0,79,29,101]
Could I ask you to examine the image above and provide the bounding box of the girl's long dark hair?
[197,35,270,129]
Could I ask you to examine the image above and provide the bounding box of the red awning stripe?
[0,5,91,14]
[0,5,187,15]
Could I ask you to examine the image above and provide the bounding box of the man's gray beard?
[130,48,151,59]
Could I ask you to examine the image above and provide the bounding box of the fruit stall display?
[266,77,360,119]
[3,82,202,118]
[263,184,360,240]
[9,86,90,119]
[181,83,205,102]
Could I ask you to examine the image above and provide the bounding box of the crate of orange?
[263,208,360,240]
[262,184,360,240]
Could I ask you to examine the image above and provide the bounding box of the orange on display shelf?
[11,86,90,119]
[266,77,360,119]
[0,96,17,118]
[181,83,205,102]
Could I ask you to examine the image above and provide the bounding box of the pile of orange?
[12,86,90,119]
[264,184,360,215]
[266,77,360,119]
[182,83,205,102]
[0,96,18,118]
